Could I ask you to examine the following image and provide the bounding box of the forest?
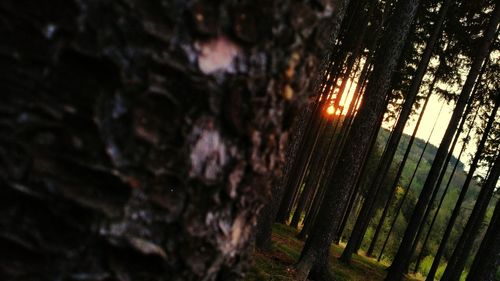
[0,0,499,281]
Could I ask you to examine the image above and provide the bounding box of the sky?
[331,54,497,178]
[382,94,488,176]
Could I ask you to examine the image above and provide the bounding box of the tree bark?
[256,103,312,249]
[295,0,421,278]
[385,4,500,280]
[0,1,340,280]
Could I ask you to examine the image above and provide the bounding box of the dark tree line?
[257,0,499,280]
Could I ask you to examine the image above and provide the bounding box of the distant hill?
[343,127,495,269]
[376,127,476,197]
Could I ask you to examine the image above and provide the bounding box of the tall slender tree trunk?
[425,100,497,281]
[413,110,476,273]
[385,4,500,280]
[277,106,326,223]
[298,60,376,241]
[275,102,317,224]
[336,103,388,245]
[465,195,500,281]
[290,125,333,228]
[366,77,435,257]
[441,123,500,280]
[411,57,488,270]
[406,95,475,273]
[442,151,500,281]
[295,0,421,278]
[276,57,340,224]
[312,0,394,242]
[377,105,443,261]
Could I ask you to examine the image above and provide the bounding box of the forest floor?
[246,224,423,281]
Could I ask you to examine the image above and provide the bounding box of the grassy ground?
[246,224,423,281]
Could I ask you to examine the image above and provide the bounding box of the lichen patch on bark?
[196,36,241,74]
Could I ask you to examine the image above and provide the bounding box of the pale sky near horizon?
[378,51,499,178]
[381,94,487,176]
[336,51,499,178]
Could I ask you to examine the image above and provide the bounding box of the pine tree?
[294,0,421,278]
[385,3,500,280]
[465,195,500,281]
[341,0,451,262]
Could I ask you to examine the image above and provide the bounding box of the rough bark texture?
[295,0,421,278]
[255,103,311,249]
[385,4,500,280]
[0,1,340,280]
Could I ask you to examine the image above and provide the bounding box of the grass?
[246,224,423,281]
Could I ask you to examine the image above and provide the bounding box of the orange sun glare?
[324,78,362,118]
[326,104,335,115]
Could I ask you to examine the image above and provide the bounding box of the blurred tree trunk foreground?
[0,0,339,280]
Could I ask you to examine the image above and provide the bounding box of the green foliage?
[353,127,495,272]
[435,263,447,280]
[417,256,433,276]
[247,225,423,281]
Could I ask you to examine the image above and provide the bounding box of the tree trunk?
[406,93,476,273]
[342,0,450,263]
[442,152,500,281]
[0,1,341,280]
[412,57,488,271]
[333,17,386,243]
[295,0,421,278]
[289,131,331,228]
[366,78,434,257]
[413,109,476,273]
[440,121,500,281]
[256,103,312,249]
[465,195,500,281]
[274,101,317,224]
[276,103,325,223]
[377,103,442,261]
[385,4,500,280]
[425,100,497,280]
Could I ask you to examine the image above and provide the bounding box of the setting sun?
[324,78,362,117]
[326,104,335,115]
